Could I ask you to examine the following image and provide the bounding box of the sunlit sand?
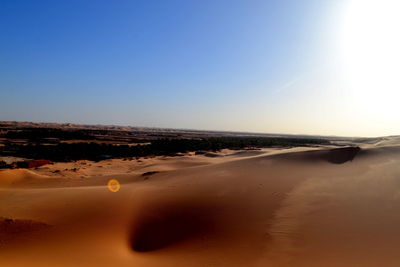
[1,136,399,266]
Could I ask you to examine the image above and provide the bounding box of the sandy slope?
[1,140,400,266]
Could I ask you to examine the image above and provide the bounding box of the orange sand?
[1,138,400,266]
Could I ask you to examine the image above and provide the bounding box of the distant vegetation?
[0,137,329,162]
[0,125,330,164]
[4,128,93,141]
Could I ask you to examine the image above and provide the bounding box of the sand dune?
[0,169,49,188]
[1,141,400,266]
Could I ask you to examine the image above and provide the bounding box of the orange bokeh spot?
[107,179,120,192]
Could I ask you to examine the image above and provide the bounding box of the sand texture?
[1,138,400,266]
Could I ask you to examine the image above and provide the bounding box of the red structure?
[27,160,52,168]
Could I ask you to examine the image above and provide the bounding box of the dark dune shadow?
[323,146,361,164]
[129,202,219,252]
[271,146,361,164]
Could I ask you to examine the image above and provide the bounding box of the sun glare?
[338,0,400,125]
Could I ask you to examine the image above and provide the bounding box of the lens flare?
[107,179,120,192]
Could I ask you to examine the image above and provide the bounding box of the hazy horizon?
[1,0,399,137]
[2,119,395,139]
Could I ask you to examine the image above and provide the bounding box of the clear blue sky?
[1,0,398,136]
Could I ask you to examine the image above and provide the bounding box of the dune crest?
[0,169,49,188]
[0,142,399,266]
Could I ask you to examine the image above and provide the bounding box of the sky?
[1,0,399,137]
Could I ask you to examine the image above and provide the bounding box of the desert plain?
[1,123,400,266]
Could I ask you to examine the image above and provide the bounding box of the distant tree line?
[3,128,93,141]
[0,137,329,162]
[1,128,155,143]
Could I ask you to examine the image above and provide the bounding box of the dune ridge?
[0,138,399,266]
